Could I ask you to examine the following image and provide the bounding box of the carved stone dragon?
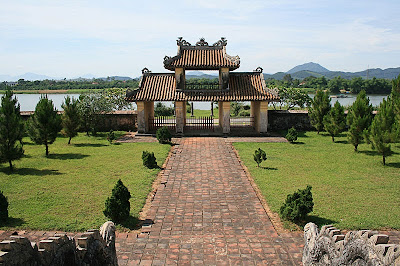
[303,222,400,265]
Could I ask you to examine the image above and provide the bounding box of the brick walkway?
[117,137,303,265]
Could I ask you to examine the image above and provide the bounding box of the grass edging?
[230,143,291,235]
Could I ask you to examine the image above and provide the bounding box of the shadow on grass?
[260,166,278,170]
[0,217,25,227]
[48,153,89,160]
[0,167,62,176]
[335,140,348,144]
[73,143,107,148]
[291,141,305,145]
[306,215,338,227]
[298,132,309,138]
[385,162,400,168]
[359,150,399,156]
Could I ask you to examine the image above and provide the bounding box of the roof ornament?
[177,37,191,46]
[213,37,227,47]
[254,67,263,73]
[142,67,151,74]
[196,37,209,46]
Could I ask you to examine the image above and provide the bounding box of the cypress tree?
[323,101,346,142]
[309,90,331,133]
[0,90,24,171]
[61,96,80,144]
[347,90,373,151]
[392,75,400,125]
[28,96,62,156]
[368,98,397,165]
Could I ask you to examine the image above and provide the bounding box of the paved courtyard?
[117,137,303,265]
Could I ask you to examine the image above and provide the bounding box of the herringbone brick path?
[117,137,303,265]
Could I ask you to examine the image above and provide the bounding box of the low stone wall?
[268,110,313,131]
[0,221,117,266]
[21,111,137,132]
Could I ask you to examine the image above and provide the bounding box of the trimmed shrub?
[103,179,131,223]
[0,190,9,223]
[285,127,298,143]
[253,148,267,167]
[107,130,116,144]
[156,126,172,144]
[142,151,158,169]
[280,185,314,222]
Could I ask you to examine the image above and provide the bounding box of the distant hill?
[287,62,329,74]
[0,73,57,82]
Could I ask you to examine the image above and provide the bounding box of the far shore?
[0,89,104,94]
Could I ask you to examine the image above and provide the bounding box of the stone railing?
[303,222,400,265]
[0,221,117,266]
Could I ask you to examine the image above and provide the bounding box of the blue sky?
[1,0,399,78]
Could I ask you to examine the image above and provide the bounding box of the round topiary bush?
[0,190,9,223]
[285,127,298,143]
[103,179,131,223]
[280,185,313,222]
[156,126,172,144]
[142,151,158,169]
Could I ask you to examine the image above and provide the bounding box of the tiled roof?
[126,72,278,102]
[163,38,240,71]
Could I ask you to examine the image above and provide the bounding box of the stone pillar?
[251,101,260,133]
[219,67,230,90]
[175,68,185,90]
[259,101,269,134]
[175,101,186,134]
[136,101,154,133]
[218,101,230,134]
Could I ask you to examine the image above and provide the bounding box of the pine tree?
[0,90,24,171]
[392,75,400,125]
[309,90,331,133]
[103,179,131,223]
[368,98,397,165]
[323,101,346,142]
[28,96,62,156]
[347,90,373,151]
[61,96,80,144]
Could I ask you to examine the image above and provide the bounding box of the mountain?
[186,71,218,80]
[287,62,329,74]
[0,73,57,82]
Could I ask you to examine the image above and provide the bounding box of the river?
[3,93,389,111]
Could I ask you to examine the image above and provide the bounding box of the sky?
[1,0,400,79]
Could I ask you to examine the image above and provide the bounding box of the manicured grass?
[0,132,170,231]
[190,109,219,118]
[233,132,400,230]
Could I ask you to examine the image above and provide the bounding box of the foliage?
[272,87,312,110]
[107,130,116,144]
[238,110,250,117]
[103,179,131,223]
[78,92,113,135]
[308,90,331,133]
[323,101,346,142]
[103,88,133,110]
[253,148,267,167]
[154,102,174,117]
[368,98,398,165]
[285,127,298,143]
[61,96,80,144]
[230,102,244,117]
[156,126,172,144]
[233,132,400,229]
[392,75,400,124]
[327,76,345,94]
[347,90,373,151]
[0,90,24,171]
[280,185,314,222]
[1,78,139,91]
[28,96,62,156]
[142,151,158,169]
[0,190,8,223]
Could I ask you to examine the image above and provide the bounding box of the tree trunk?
[68,137,72,145]
[9,160,13,171]
[354,144,358,152]
[383,155,386,166]
[46,144,49,156]
[332,136,335,142]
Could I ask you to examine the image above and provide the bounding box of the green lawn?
[0,132,170,231]
[233,132,400,230]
